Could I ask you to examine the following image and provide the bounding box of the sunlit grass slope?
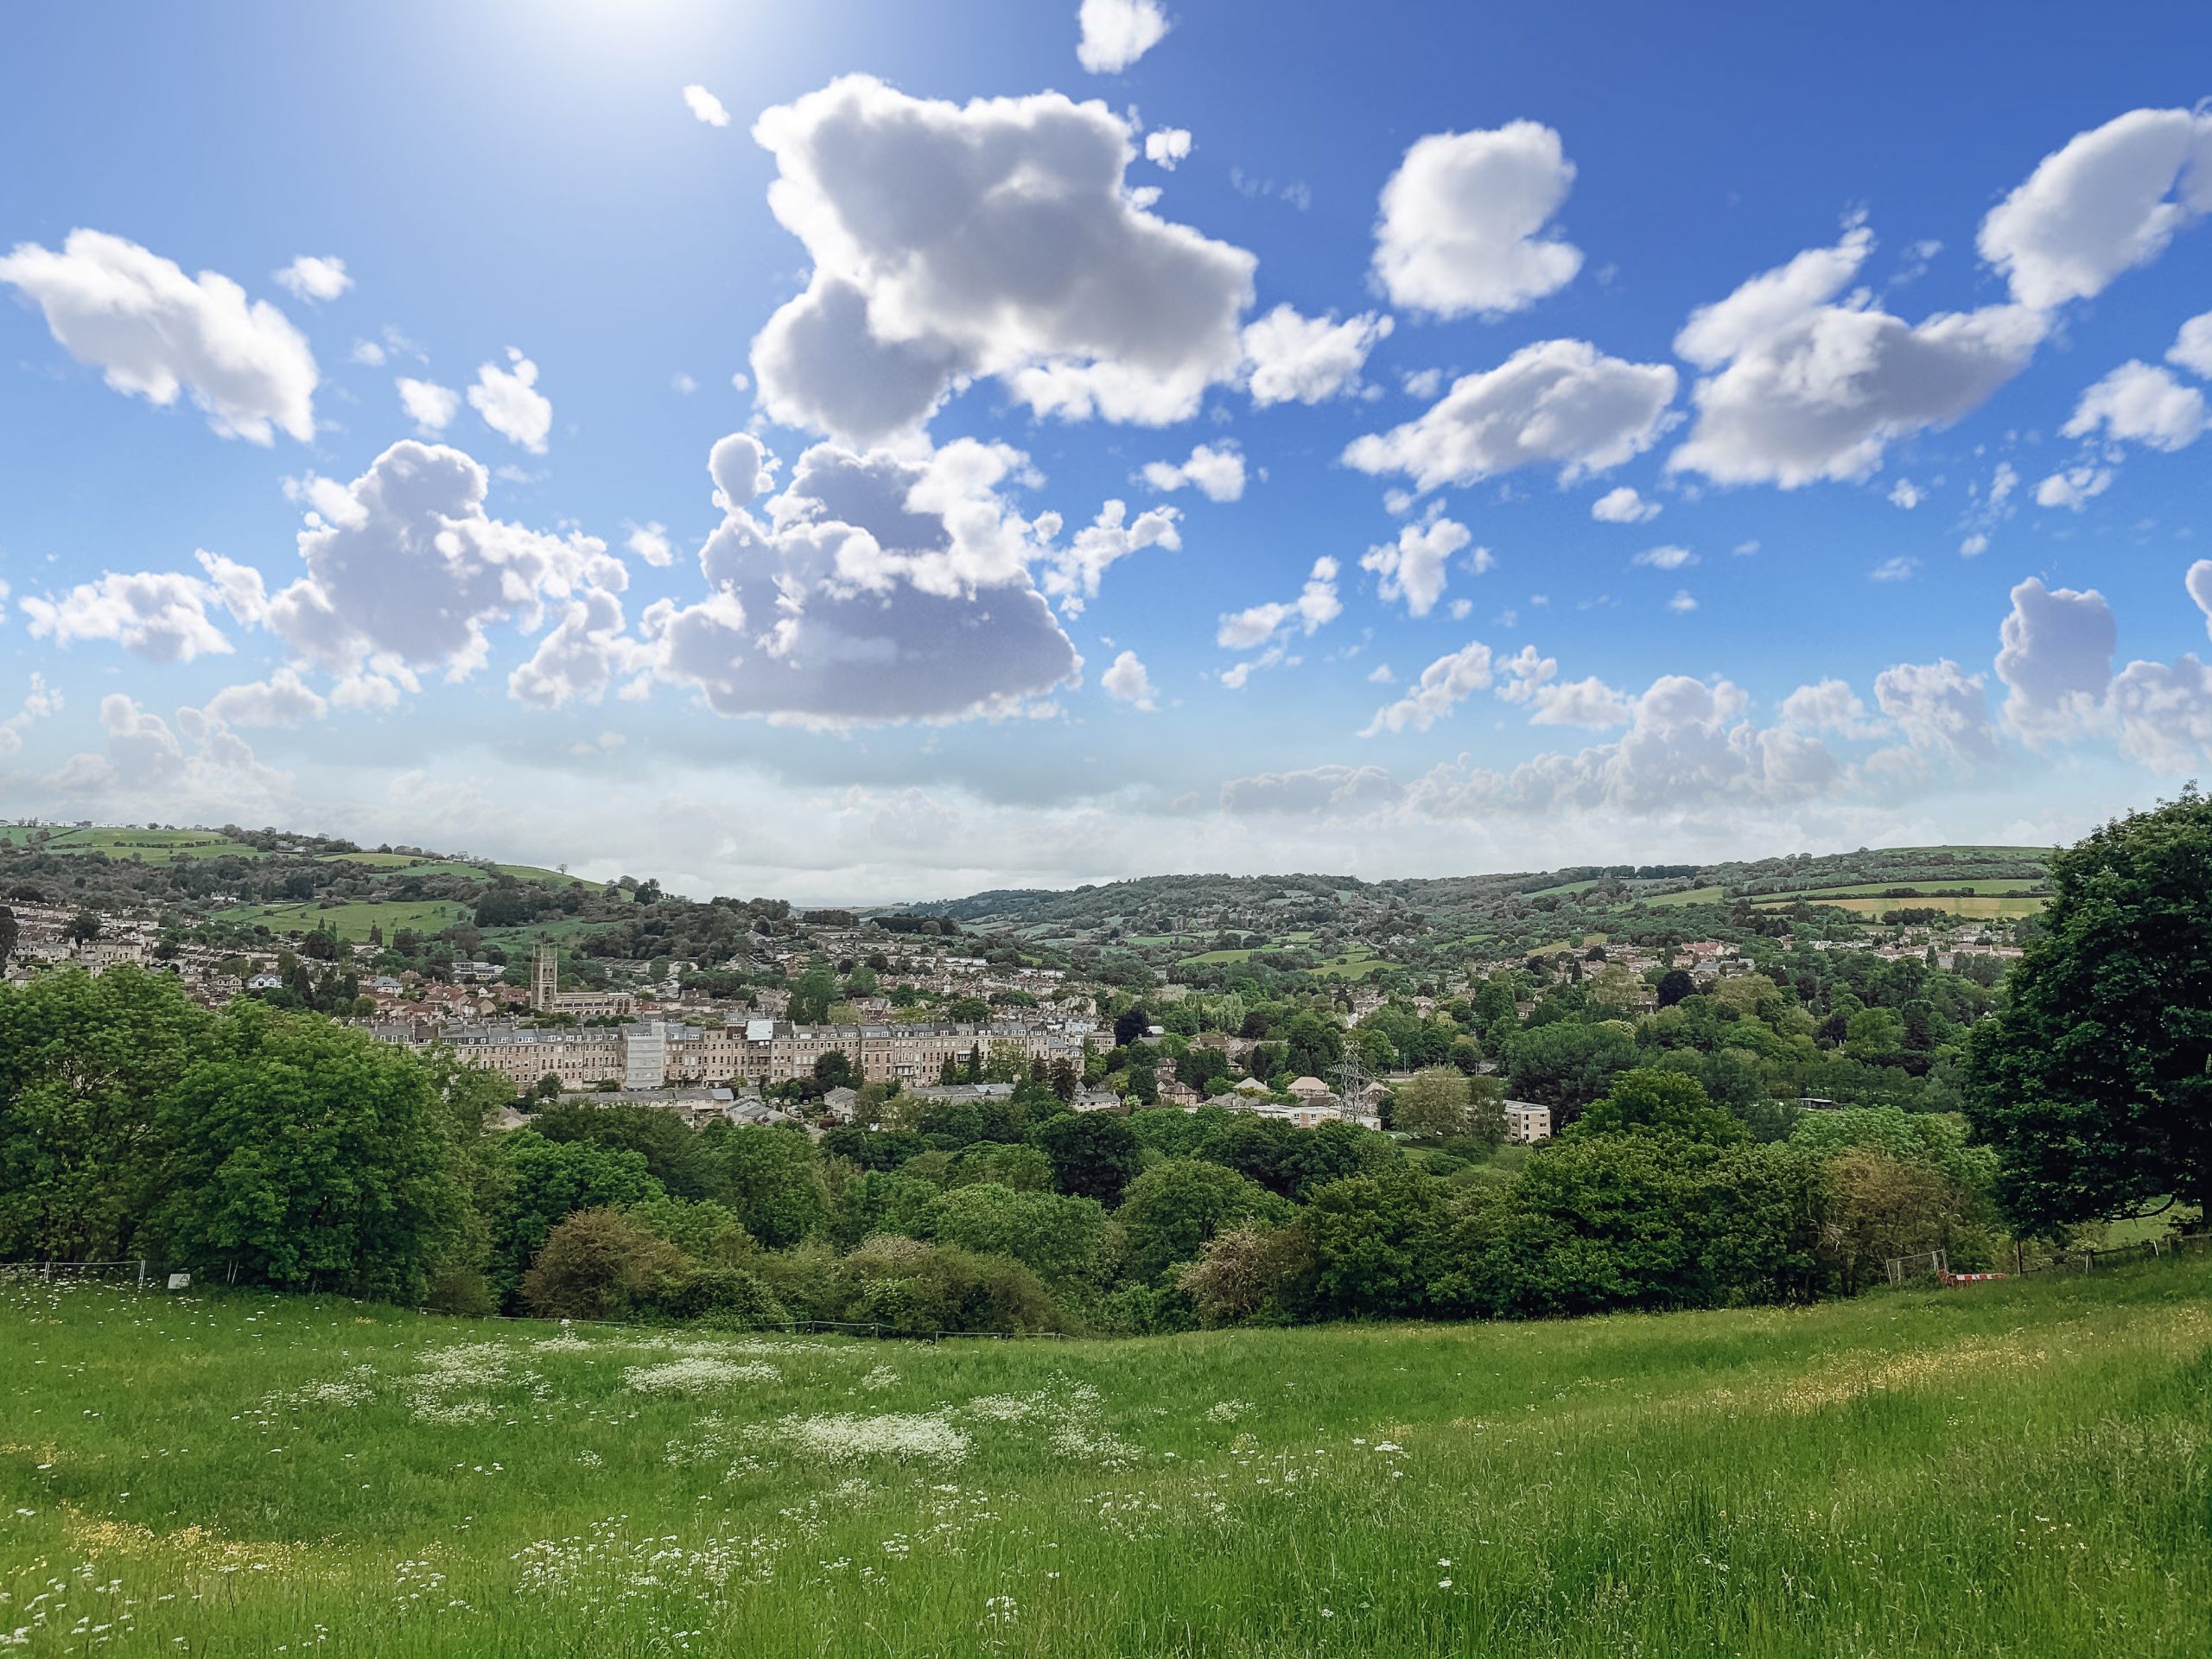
[1,1259,2205,1656]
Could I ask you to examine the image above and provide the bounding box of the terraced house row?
[383,1015,1108,1096]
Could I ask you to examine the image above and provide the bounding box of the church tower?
[532,941,559,1011]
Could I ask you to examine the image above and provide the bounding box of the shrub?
[520,1207,688,1320]
[658,1264,790,1328]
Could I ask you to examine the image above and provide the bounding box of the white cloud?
[2034,465,2114,512]
[1995,576,2115,745]
[397,376,460,433]
[626,521,675,568]
[201,666,329,728]
[1371,123,1581,318]
[1076,0,1167,72]
[19,569,232,662]
[1144,127,1192,169]
[1631,543,1695,570]
[0,228,317,443]
[1220,765,1402,816]
[1669,226,2045,486]
[351,340,387,366]
[1508,666,1634,729]
[1217,557,1341,652]
[1872,658,1996,761]
[1141,442,1246,502]
[1406,674,1842,814]
[1889,479,1923,509]
[1870,556,1917,582]
[682,84,731,127]
[272,255,351,303]
[1978,107,2212,310]
[2169,311,2212,379]
[1367,663,1395,683]
[647,436,1081,725]
[1665,589,1698,613]
[1343,339,1677,493]
[1040,499,1182,613]
[1101,649,1159,710]
[2061,359,2207,452]
[671,371,698,395]
[1361,514,1476,618]
[468,350,553,452]
[1780,677,1883,739]
[1240,304,1392,406]
[0,674,62,757]
[750,76,1253,443]
[1362,639,1495,734]
[265,439,615,680]
[1590,485,1660,524]
[510,585,642,709]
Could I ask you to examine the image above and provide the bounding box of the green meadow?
[219,899,473,941]
[2,1258,2205,1657]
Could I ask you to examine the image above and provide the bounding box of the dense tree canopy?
[1965,793,2212,1230]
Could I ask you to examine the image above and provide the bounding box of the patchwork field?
[220,899,473,941]
[1,1260,2204,1657]
[3,827,264,863]
[1751,893,2049,919]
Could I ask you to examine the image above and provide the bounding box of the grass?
[1751,893,2048,919]
[221,899,472,941]
[320,855,591,887]
[1635,885,1725,907]
[4,826,265,863]
[1755,877,2049,899]
[0,1260,2206,1656]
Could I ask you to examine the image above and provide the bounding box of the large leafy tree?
[1964,793,2212,1230]
[152,1001,467,1300]
[0,966,210,1261]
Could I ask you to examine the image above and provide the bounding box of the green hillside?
[2,1259,2203,1657]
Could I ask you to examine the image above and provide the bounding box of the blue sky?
[3,1,2211,901]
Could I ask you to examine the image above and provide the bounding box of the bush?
[659,1264,790,1328]
[520,1207,688,1320]
[836,1236,1060,1335]
[422,1265,495,1318]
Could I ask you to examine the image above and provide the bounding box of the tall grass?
[1,1258,2205,1656]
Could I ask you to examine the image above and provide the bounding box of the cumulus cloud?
[646,436,1081,724]
[749,76,1254,443]
[1408,674,1841,815]
[2061,359,2207,452]
[19,569,233,662]
[1101,649,1159,710]
[265,439,615,681]
[1220,764,1403,815]
[200,666,329,728]
[1780,677,1884,739]
[1590,485,1660,523]
[1994,577,2115,745]
[2034,464,2114,512]
[1077,0,1169,72]
[1240,305,1392,406]
[1889,479,1923,509]
[1039,499,1182,613]
[509,585,643,709]
[1343,338,1677,493]
[1144,127,1192,168]
[626,522,675,568]
[1217,557,1340,651]
[2169,311,2212,379]
[0,674,62,757]
[1632,543,1695,571]
[1669,226,2045,486]
[468,349,552,452]
[0,228,317,443]
[272,255,351,303]
[1872,658,1997,762]
[1494,652,1633,728]
[1141,442,1246,502]
[51,692,279,801]
[1361,514,1479,618]
[1362,639,1495,734]
[1978,107,2212,310]
[1371,122,1582,318]
[682,84,731,127]
[397,376,460,434]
